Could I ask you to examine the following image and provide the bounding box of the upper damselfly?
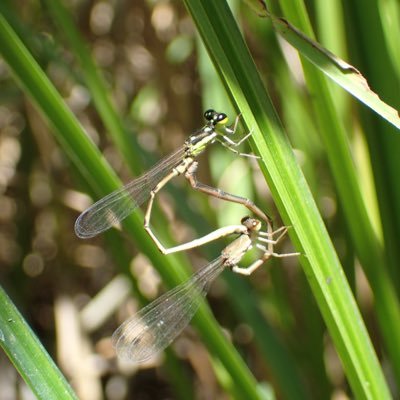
[112,216,299,363]
[75,110,271,246]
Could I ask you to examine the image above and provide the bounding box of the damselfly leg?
[215,113,258,158]
[144,160,271,254]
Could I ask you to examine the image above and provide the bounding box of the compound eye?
[216,112,228,125]
[240,216,251,225]
[204,109,215,121]
[253,220,262,231]
[241,216,261,231]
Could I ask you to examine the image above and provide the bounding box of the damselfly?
[75,110,271,247]
[112,216,299,363]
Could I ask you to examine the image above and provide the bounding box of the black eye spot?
[204,109,215,121]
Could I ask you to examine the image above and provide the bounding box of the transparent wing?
[75,146,186,238]
[112,256,225,363]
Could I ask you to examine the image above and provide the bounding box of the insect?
[74,110,271,250]
[112,216,299,363]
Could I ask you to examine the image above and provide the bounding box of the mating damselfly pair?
[75,109,298,362]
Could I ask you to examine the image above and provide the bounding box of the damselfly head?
[241,216,262,231]
[204,109,216,121]
[204,109,229,127]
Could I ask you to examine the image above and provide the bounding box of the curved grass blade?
[0,286,78,400]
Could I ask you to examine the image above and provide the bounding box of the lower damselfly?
[112,216,299,363]
[75,110,271,247]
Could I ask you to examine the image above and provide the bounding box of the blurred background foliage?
[0,0,399,399]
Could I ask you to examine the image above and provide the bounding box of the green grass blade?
[196,18,309,396]
[245,1,400,130]
[0,285,78,399]
[269,13,400,130]
[377,0,400,80]
[183,1,391,398]
[343,0,400,298]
